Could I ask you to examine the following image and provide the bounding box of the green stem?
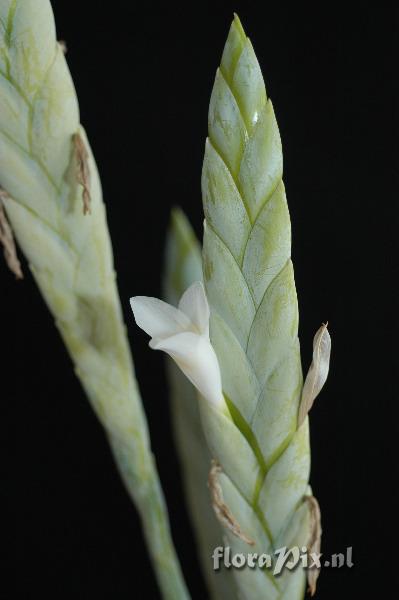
[109,434,190,600]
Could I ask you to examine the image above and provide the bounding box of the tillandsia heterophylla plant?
[0,2,189,599]
[1,2,332,598]
[132,14,332,600]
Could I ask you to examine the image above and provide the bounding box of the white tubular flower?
[130,282,225,410]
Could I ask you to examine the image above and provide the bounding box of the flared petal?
[130,296,191,341]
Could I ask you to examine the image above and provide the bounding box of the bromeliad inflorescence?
[2,4,332,599]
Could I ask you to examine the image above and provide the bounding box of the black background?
[5,1,397,599]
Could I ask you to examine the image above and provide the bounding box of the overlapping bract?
[0,0,139,445]
[201,16,313,599]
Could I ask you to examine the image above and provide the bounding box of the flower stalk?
[199,15,331,598]
[164,16,331,600]
[0,2,188,598]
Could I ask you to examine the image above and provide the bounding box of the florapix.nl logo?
[212,545,354,575]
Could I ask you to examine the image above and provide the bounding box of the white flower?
[130,281,225,409]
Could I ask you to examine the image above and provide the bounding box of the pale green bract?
[0,2,188,599]
[200,15,319,599]
[164,208,239,599]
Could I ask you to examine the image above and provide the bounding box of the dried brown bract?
[306,495,322,596]
[208,460,255,546]
[298,323,331,427]
[0,190,23,279]
[73,133,91,215]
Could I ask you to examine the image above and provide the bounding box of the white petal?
[178,281,210,336]
[150,331,223,408]
[298,323,331,427]
[130,296,191,340]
